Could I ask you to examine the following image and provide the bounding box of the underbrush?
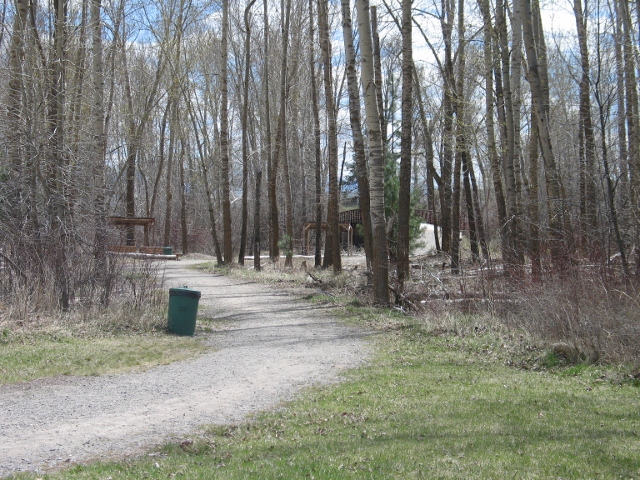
[0,257,205,384]
[197,256,640,373]
[0,257,167,336]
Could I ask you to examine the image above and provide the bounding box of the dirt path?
[0,260,369,477]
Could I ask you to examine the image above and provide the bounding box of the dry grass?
[0,256,167,335]
[197,253,640,369]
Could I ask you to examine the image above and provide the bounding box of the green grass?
[0,333,206,384]
[18,312,640,479]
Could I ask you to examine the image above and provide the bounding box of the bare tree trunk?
[6,0,29,221]
[356,0,389,305]
[468,159,489,260]
[239,0,258,265]
[150,102,170,218]
[49,0,70,310]
[618,0,640,274]
[521,0,566,271]
[498,0,523,271]
[283,55,294,268]
[179,142,189,255]
[440,0,455,256]
[254,170,262,271]
[614,0,629,209]
[462,148,479,261]
[511,0,525,263]
[263,0,276,261]
[220,0,232,264]
[202,160,223,265]
[319,0,341,273]
[164,97,177,247]
[478,0,508,266]
[527,113,542,279]
[396,0,413,291]
[594,41,630,276]
[309,0,323,268]
[574,0,598,255]
[371,6,386,150]
[451,0,467,274]
[341,0,373,269]
[90,0,108,291]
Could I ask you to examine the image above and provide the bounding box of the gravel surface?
[0,260,369,477]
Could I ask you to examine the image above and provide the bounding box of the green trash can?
[167,287,201,336]
[163,246,173,255]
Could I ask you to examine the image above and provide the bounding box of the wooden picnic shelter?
[108,217,155,246]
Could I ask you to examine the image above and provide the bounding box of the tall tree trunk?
[150,102,170,218]
[498,0,523,271]
[574,0,598,255]
[594,49,630,276]
[451,0,466,274]
[371,6,386,150]
[6,0,29,221]
[179,142,189,254]
[220,0,232,263]
[511,0,525,263]
[478,0,508,266]
[90,0,108,292]
[239,0,257,265]
[618,0,640,274]
[396,0,413,291]
[439,0,455,256]
[341,0,373,269]
[613,0,629,210]
[527,113,542,279]
[319,0,341,273]
[49,0,70,310]
[282,43,294,269]
[263,0,276,261]
[521,0,566,271]
[356,0,389,305]
[254,170,262,271]
[462,148,479,261]
[468,159,489,260]
[163,98,177,247]
[309,0,323,268]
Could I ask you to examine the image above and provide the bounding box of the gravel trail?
[0,260,369,477]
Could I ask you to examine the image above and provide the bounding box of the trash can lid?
[169,287,201,299]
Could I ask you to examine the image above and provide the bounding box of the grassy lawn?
[0,333,206,384]
[17,303,639,479]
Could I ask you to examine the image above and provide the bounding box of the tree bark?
[220,0,232,264]
[574,0,598,255]
[356,0,389,305]
[396,0,413,290]
[478,0,508,267]
[239,0,258,265]
[319,0,341,273]
[521,0,566,271]
[263,0,277,261]
[341,0,373,269]
[309,0,323,268]
[254,169,262,271]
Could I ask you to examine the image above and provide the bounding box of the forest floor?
[0,258,370,477]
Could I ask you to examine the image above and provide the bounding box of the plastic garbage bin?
[167,287,201,336]
[163,246,173,255]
